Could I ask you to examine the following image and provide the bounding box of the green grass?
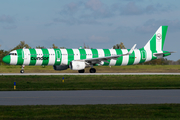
[1,65,180,73]
[0,104,180,119]
[1,75,180,91]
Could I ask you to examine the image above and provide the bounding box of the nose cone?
[2,55,10,64]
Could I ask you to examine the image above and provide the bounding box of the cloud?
[86,0,103,11]
[3,25,17,29]
[120,2,143,15]
[114,26,132,33]
[83,0,113,19]
[47,1,174,26]
[135,19,180,33]
[58,0,112,20]
[59,2,81,16]
[114,2,173,16]
[88,35,110,42]
[53,18,101,25]
[0,15,14,23]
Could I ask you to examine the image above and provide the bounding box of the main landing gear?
[78,69,85,73]
[78,68,96,73]
[20,65,25,73]
[89,68,96,73]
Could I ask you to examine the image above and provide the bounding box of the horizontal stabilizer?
[153,52,175,56]
[153,52,175,58]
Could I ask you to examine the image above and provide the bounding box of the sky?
[0,0,180,60]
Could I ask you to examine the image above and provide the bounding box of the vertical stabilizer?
[143,26,168,53]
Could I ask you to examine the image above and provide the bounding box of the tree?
[83,43,89,49]
[11,41,31,51]
[144,58,170,65]
[113,42,126,49]
[60,47,66,49]
[36,45,45,49]
[176,59,180,65]
[0,50,9,64]
[52,44,58,49]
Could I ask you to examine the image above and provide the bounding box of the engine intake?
[69,61,85,70]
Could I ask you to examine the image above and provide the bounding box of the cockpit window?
[9,53,17,55]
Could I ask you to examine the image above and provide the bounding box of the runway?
[1,73,180,75]
[0,90,180,105]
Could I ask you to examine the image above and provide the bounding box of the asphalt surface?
[1,73,180,75]
[0,90,180,105]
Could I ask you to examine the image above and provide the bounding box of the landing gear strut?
[78,69,85,73]
[20,65,25,73]
[89,68,96,73]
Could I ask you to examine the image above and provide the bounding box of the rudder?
[143,26,168,53]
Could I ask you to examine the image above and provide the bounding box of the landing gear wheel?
[20,65,25,73]
[90,68,96,73]
[78,69,85,73]
[20,70,24,73]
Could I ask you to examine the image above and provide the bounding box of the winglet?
[128,44,136,55]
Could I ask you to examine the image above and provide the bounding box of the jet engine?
[53,65,69,71]
[69,61,85,70]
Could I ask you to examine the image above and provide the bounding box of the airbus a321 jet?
[2,26,173,73]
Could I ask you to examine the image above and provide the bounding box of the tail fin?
[143,26,168,53]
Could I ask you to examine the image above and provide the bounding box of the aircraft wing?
[75,44,136,64]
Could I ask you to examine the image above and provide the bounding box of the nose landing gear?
[20,65,25,73]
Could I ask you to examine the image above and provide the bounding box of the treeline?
[0,41,179,65]
[141,58,180,65]
[0,41,64,64]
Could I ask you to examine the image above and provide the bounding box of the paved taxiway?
[0,90,180,105]
[1,73,180,75]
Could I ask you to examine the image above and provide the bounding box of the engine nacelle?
[69,61,85,70]
[53,65,69,71]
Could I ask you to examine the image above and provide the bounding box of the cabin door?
[22,49,27,59]
[56,50,60,61]
[141,50,146,60]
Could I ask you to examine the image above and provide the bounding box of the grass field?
[0,65,180,73]
[0,104,180,119]
[0,75,180,91]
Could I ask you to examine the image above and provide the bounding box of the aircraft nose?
[2,55,10,64]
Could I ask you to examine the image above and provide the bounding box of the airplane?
[2,26,174,73]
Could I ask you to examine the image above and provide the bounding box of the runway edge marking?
[1,73,180,76]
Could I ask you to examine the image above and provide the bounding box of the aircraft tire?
[90,68,96,73]
[20,70,24,73]
[78,69,85,73]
